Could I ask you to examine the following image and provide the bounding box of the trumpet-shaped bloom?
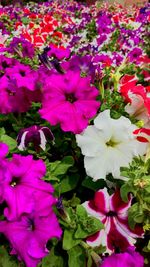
[101,247,144,267]
[0,154,54,220]
[0,212,62,267]
[76,110,147,180]
[39,71,100,134]
[119,75,150,128]
[82,188,143,253]
[17,125,54,151]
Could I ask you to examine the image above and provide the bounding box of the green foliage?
[0,246,20,267]
[0,127,16,151]
[120,157,150,239]
[82,176,106,191]
[62,205,103,251]
[100,89,127,118]
[68,246,86,267]
[86,20,97,41]
[42,247,64,267]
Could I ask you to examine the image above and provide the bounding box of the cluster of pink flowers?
[0,55,41,114]
[0,142,62,267]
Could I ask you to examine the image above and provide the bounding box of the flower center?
[20,70,26,77]
[106,211,117,217]
[65,93,76,103]
[106,138,120,147]
[28,218,35,231]
[10,177,20,187]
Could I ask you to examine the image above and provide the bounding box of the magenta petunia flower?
[82,188,143,253]
[39,71,100,134]
[0,142,9,203]
[6,63,38,91]
[101,247,144,267]
[0,154,54,220]
[0,142,9,158]
[0,212,62,267]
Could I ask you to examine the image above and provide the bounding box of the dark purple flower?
[38,47,65,74]
[17,125,54,151]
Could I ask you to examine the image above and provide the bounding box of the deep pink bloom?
[47,44,70,60]
[101,247,144,267]
[39,71,100,134]
[82,188,143,253]
[0,75,33,113]
[0,142,9,158]
[0,154,54,220]
[6,63,38,91]
[0,142,9,202]
[0,212,62,267]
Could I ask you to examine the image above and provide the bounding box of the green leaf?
[128,203,140,229]
[63,229,81,250]
[68,246,86,267]
[21,17,30,24]
[87,253,93,267]
[59,174,79,193]
[120,183,131,202]
[0,135,16,151]
[42,247,64,267]
[0,128,5,137]
[46,156,74,179]
[76,218,103,239]
[0,246,19,267]
[82,176,106,191]
[134,213,144,223]
[76,205,87,219]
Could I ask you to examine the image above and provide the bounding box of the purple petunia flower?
[17,125,54,151]
[39,71,100,134]
[7,37,35,59]
[101,247,144,267]
[127,47,142,63]
[0,212,62,267]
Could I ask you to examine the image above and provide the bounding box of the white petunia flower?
[76,110,147,181]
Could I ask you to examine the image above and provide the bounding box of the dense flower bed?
[0,0,150,266]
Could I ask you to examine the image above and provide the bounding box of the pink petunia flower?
[0,212,62,267]
[100,247,144,267]
[82,188,143,253]
[0,142,9,158]
[39,71,100,134]
[0,154,54,220]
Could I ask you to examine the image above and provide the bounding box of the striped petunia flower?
[17,125,54,151]
[82,188,143,254]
